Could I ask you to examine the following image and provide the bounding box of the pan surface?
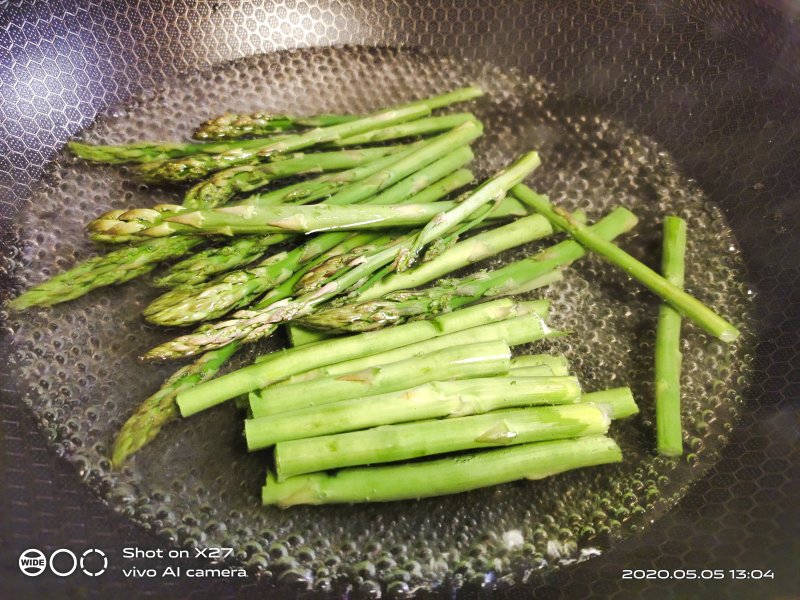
[1,2,798,599]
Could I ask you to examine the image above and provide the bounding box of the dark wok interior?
[1,2,798,598]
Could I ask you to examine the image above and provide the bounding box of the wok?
[1,1,798,598]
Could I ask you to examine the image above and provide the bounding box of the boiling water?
[6,46,753,594]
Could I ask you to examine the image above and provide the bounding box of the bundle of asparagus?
[7,84,742,504]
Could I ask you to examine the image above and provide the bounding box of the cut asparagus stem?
[7,236,205,311]
[510,354,570,377]
[145,154,540,360]
[581,387,639,420]
[181,145,406,208]
[274,403,609,480]
[249,340,512,419]
[396,151,541,271]
[267,307,555,386]
[512,184,739,342]
[175,298,543,415]
[193,113,358,140]
[110,341,240,466]
[144,151,475,326]
[246,373,581,450]
[135,87,482,182]
[262,436,622,506]
[286,324,329,347]
[655,216,687,456]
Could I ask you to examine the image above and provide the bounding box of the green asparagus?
[581,387,639,420]
[512,184,740,342]
[274,403,610,479]
[248,340,512,420]
[655,216,687,456]
[262,436,622,506]
[193,112,357,140]
[510,354,570,377]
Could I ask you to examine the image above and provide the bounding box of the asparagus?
[262,436,622,506]
[245,373,581,450]
[181,145,406,208]
[175,298,543,415]
[110,341,240,466]
[193,113,358,140]
[144,153,476,326]
[135,87,482,183]
[512,185,740,342]
[274,404,610,479]
[144,153,541,360]
[90,123,481,242]
[248,340,512,420]
[333,113,477,146]
[581,387,639,419]
[267,307,554,386]
[395,152,541,271]
[285,324,328,347]
[510,354,570,377]
[8,236,204,311]
[655,216,687,456]
[299,206,637,333]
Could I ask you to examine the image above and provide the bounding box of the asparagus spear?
[144,153,541,360]
[266,307,554,386]
[299,206,637,333]
[181,145,406,208]
[333,113,477,146]
[512,185,740,342]
[7,236,204,311]
[145,151,476,326]
[285,324,328,347]
[194,113,357,140]
[655,216,687,456]
[275,403,610,479]
[510,354,570,377]
[248,340,512,420]
[581,387,639,419]
[175,299,543,415]
[246,372,581,450]
[135,87,482,183]
[262,436,622,506]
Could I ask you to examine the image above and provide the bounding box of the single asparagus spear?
[262,436,622,506]
[144,153,540,360]
[275,403,610,479]
[285,324,328,347]
[298,207,637,334]
[175,298,543,415]
[512,185,739,342]
[248,340,512,420]
[246,373,581,450]
[181,145,406,208]
[510,354,570,377]
[581,387,639,419]
[135,87,482,183]
[264,308,554,386]
[7,236,204,311]
[194,113,358,140]
[334,113,477,146]
[110,341,240,466]
[395,152,541,271]
[655,216,687,456]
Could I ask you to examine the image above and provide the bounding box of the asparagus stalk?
[655,216,687,456]
[275,403,610,479]
[110,341,240,466]
[135,87,482,183]
[248,340,512,419]
[299,206,637,333]
[267,307,554,386]
[144,152,475,326]
[262,436,622,506]
[512,185,739,342]
[395,152,541,271]
[7,236,204,311]
[510,354,570,377]
[581,387,639,419]
[181,145,406,208]
[175,299,542,415]
[286,324,328,347]
[246,373,581,450]
[194,113,357,140]
[144,153,541,360]
[334,113,477,146]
